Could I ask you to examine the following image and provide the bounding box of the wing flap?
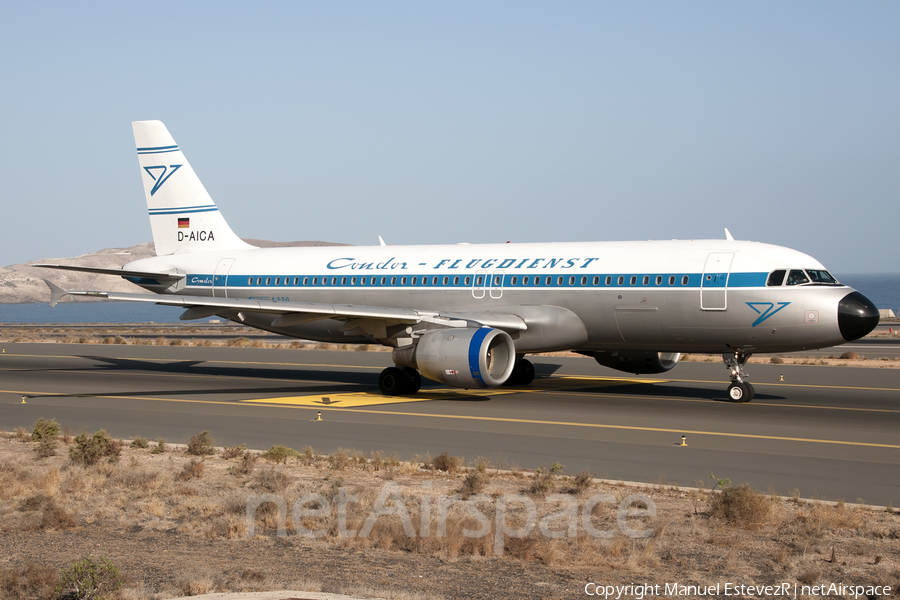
[35,264,184,282]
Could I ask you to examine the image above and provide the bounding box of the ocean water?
[1,272,897,324]
[0,301,186,324]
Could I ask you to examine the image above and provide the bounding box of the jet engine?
[590,351,681,375]
[393,328,516,388]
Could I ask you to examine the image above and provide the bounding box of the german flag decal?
[178,218,190,228]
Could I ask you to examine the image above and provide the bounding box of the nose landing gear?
[723,350,754,402]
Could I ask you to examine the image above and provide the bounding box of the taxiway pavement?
[2,343,898,506]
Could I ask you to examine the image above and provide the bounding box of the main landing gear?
[378,366,421,396]
[503,357,535,387]
[723,350,754,402]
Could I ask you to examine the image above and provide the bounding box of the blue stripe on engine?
[467,328,491,387]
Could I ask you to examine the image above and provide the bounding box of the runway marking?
[5,387,898,449]
[242,388,518,407]
[0,353,383,371]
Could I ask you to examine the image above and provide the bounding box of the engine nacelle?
[591,351,681,375]
[393,328,516,389]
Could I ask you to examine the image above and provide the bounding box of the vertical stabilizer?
[132,120,254,256]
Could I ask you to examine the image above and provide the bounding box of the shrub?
[54,557,124,600]
[186,431,216,456]
[770,356,785,365]
[31,418,60,442]
[222,443,247,460]
[570,470,595,496]
[459,472,487,499]
[433,451,459,473]
[129,437,149,449]
[0,562,58,600]
[261,445,300,464]
[529,467,554,499]
[35,437,57,459]
[150,439,167,454]
[708,484,773,528]
[840,351,860,360]
[177,459,205,481]
[234,451,258,475]
[69,431,122,466]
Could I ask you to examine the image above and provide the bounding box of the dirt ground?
[1,432,898,600]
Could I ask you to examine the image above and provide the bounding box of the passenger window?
[787,270,809,286]
[580,276,586,286]
[381,277,387,285]
[453,276,459,285]
[767,270,786,286]
[476,276,483,286]
[630,276,637,285]
[248,278,253,285]
[617,276,624,285]
[511,276,517,285]
[351,277,356,285]
[265,277,271,285]
[443,276,449,285]
[606,276,612,285]
[341,277,346,285]
[412,277,417,285]
[523,276,529,285]
[593,276,599,286]
[494,276,501,286]
[642,276,649,285]
[546,276,552,285]
[533,277,540,286]
[668,276,675,285]
[275,277,280,285]
[401,277,407,285]
[655,276,662,285]
[391,277,397,285]
[465,276,471,285]
[682,275,689,285]
[557,276,563,286]
[432,277,438,285]
[312,277,318,285]
[293,277,298,285]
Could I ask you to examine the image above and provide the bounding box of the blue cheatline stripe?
[137,145,180,154]
[148,207,219,215]
[149,204,217,213]
[176,271,770,290]
[467,328,491,387]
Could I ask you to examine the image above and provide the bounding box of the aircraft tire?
[379,367,406,396]
[504,358,535,386]
[727,382,752,402]
[401,367,421,395]
[745,382,755,401]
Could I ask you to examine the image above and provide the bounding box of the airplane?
[39,120,879,402]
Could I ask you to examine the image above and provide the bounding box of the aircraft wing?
[35,264,184,282]
[43,281,527,337]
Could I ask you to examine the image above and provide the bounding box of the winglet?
[43,279,67,307]
[378,236,387,247]
[724,228,734,241]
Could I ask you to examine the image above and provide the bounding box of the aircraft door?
[472,270,487,299]
[700,252,733,310]
[490,270,505,299]
[213,258,235,298]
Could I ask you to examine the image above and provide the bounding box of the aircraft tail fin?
[132,120,255,256]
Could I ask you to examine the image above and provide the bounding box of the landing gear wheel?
[723,350,754,402]
[727,382,752,402]
[503,358,535,386]
[379,367,406,396]
[401,367,421,395]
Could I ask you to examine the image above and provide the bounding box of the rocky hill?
[0,240,347,304]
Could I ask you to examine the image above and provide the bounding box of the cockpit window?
[806,270,839,285]
[767,270,786,286]
[786,269,810,286]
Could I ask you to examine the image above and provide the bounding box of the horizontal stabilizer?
[35,264,184,282]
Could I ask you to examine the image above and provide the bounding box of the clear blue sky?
[2,2,897,275]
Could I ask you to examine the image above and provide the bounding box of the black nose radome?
[838,291,879,342]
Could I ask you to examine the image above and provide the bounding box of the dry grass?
[1,432,898,598]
